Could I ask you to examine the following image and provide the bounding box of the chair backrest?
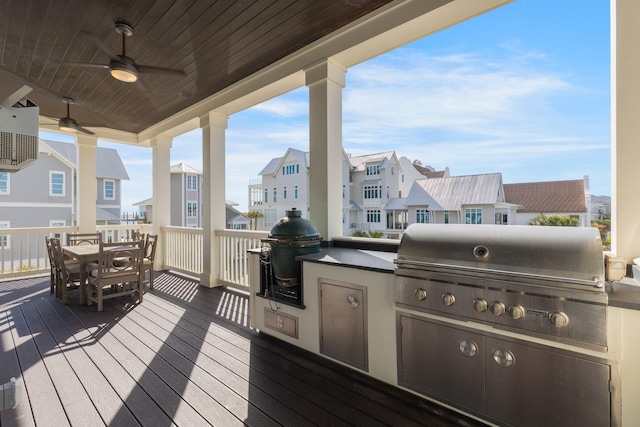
[50,238,69,278]
[144,234,158,261]
[93,241,144,283]
[67,232,102,246]
[132,230,145,242]
[45,236,56,268]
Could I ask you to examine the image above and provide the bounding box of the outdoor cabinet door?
[397,314,485,414]
[319,280,368,371]
[485,337,611,427]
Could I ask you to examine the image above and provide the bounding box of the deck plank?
[0,273,487,427]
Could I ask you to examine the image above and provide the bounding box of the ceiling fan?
[58,97,95,135]
[65,20,186,84]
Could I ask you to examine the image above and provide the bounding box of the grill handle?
[395,259,605,289]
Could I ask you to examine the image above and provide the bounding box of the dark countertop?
[296,247,397,274]
[254,245,640,310]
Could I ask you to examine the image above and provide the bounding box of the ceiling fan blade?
[137,64,186,76]
[63,61,109,70]
[135,77,151,92]
[75,125,96,135]
[80,31,119,61]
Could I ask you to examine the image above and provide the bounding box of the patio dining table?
[62,243,137,304]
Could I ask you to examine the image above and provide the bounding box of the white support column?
[612,0,640,261]
[76,134,98,232]
[200,111,228,288]
[151,135,172,270]
[306,59,346,240]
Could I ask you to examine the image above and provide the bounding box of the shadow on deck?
[0,272,485,426]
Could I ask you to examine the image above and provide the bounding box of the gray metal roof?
[96,207,122,222]
[170,163,201,174]
[405,173,504,210]
[384,198,407,210]
[42,139,129,180]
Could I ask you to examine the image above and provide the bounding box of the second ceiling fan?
[65,20,186,85]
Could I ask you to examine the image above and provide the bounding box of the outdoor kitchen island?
[249,229,640,427]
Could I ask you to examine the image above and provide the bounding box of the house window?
[366,164,380,175]
[284,186,287,199]
[444,211,449,224]
[104,179,115,200]
[49,220,65,239]
[282,164,300,175]
[366,209,381,223]
[264,188,268,203]
[187,175,198,190]
[416,209,430,224]
[465,208,483,224]
[0,172,8,194]
[342,184,345,198]
[273,187,277,202]
[363,185,382,199]
[295,185,298,199]
[0,221,9,249]
[50,171,65,196]
[187,202,198,218]
[386,186,390,199]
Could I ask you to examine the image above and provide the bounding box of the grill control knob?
[442,293,456,306]
[473,298,488,313]
[508,305,526,320]
[489,301,506,316]
[549,311,569,328]
[414,288,428,301]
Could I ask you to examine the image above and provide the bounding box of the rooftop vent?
[0,86,39,173]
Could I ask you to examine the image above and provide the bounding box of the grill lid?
[395,224,605,287]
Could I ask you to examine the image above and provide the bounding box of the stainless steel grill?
[394,224,614,427]
[395,223,607,349]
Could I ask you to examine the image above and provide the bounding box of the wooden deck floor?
[0,272,485,427]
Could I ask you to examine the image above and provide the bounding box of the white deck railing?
[217,229,269,288]
[162,226,204,276]
[1,225,266,290]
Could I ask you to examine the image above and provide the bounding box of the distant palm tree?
[245,211,264,230]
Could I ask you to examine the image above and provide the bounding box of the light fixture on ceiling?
[58,97,95,135]
[109,23,138,82]
[110,57,138,82]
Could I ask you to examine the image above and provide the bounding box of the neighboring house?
[249,149,410,235]
[0,139,128,231]
[134,163,249,230]
[503,177,591,226]
[404,173,520,226]
[170,163,203,228]
[248,148,352,234]
[591,194,611,221]
[348,151,404,235]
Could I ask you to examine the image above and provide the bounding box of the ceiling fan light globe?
[58,117,78,133]
[110,60,138,82]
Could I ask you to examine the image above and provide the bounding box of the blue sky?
[41,0,610,213]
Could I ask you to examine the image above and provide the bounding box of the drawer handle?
[347,294,360,308]
[492,348,515,368]
[458,340,479,357]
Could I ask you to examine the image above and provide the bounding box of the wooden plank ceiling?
[0,0,392,134]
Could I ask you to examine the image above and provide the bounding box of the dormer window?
[366,164,380,175]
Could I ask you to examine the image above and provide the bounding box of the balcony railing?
[0,225,267,290]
